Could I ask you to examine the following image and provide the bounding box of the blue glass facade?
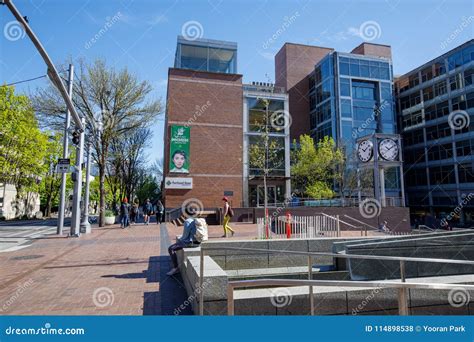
[309,51,401,197]
[397,39,474,224]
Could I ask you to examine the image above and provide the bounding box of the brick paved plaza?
[0,221,259,315]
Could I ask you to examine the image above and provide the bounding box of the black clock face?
[379,138,399,161]
[357,140,373,162]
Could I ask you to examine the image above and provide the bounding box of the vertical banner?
[169,125,190,174]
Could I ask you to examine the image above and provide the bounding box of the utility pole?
[70,118,85,237]
[57,64,74,235]
[80,142,92,234]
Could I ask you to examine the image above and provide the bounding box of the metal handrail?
[226,278,474,316]
[343,214,379,235]
[198,245,474,316]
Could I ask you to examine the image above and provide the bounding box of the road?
[0,218,70,252]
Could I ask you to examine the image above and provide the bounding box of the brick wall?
[275,43,333,141]
[164,68,243,209]
[351,42,392,59]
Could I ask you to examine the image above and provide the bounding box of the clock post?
[356,133,405,208]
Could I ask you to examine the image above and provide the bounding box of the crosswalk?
[0,224,59,252]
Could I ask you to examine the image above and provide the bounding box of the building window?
[459,163,474,183]
[429,165,455,184]
[409,74,420,88]
[402,110,422,129]
[450,73,464,91]
[452,94,467,111]
[340,78,351,97]
[341,99,352,118]
[421,66,433,83]
[426,122,451,141]
[352,81,376,100]
[248,98,285,133]
[339,57,349,76]
[456,140,471,157]
[433,62,446,77]
[427,143,453,161]
[434,80,447,97]
[465,67,474,86]
[422,86,434,102]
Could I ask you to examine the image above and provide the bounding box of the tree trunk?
[99,163,105,227]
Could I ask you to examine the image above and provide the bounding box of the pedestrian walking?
[221,197,235,237]
[120,198,130,229]
[143,199,153,225]
[156,200,164,224]
[130,202,138,224]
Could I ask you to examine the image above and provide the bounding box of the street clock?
[378,138,399,161]
[357,139,373,162]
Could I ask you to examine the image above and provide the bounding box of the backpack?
[194,218,208,242]
[227,205,234,217]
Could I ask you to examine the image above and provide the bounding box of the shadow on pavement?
[143,255,193,315]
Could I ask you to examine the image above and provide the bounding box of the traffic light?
[72,131,80,145]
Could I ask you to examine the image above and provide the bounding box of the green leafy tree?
[0,86,48,216]
[291,135,344,198]
[33,59,162,226]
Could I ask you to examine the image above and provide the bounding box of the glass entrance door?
[257,185,277,207]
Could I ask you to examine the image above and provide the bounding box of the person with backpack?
[120,198,130,229]
[130,202,138,224]
[143,199,153,225]
[156,200,164,224]
[167,217,208,276]
[222,197,235,237]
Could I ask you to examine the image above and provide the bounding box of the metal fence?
[257,214,340,239]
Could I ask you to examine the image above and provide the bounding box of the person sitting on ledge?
[167,216,199,276]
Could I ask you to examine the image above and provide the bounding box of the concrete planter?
[104,216,116,225]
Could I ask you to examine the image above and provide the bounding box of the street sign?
[56,158,71,173]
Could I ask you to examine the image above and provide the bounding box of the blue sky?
[1,0,473,163]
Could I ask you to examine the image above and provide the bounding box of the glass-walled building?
[396,39,474,225]
[174,36,237,74]
[243,83,290,207]
[309,50,403,200]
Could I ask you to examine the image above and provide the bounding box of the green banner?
[169,125,190,174]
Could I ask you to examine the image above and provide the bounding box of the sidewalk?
[0,221,191,315]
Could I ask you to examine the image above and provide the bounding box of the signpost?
[56,158,71,173]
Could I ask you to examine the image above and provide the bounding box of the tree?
[248,98,285,222]
[38,134,74,217]
[291,135,344,198]
[136,174,160,205]
[33,59,162,226]
[0,86,49,217]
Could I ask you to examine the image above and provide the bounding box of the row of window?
[405,163,474,187]
[339,57,391,80]
[405,139,474,164]
[397,44,474,94]
[402,90,474,130]
[400,67,474,111]
[310,101,333,129]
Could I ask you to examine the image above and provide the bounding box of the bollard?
[286,212,292,239]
